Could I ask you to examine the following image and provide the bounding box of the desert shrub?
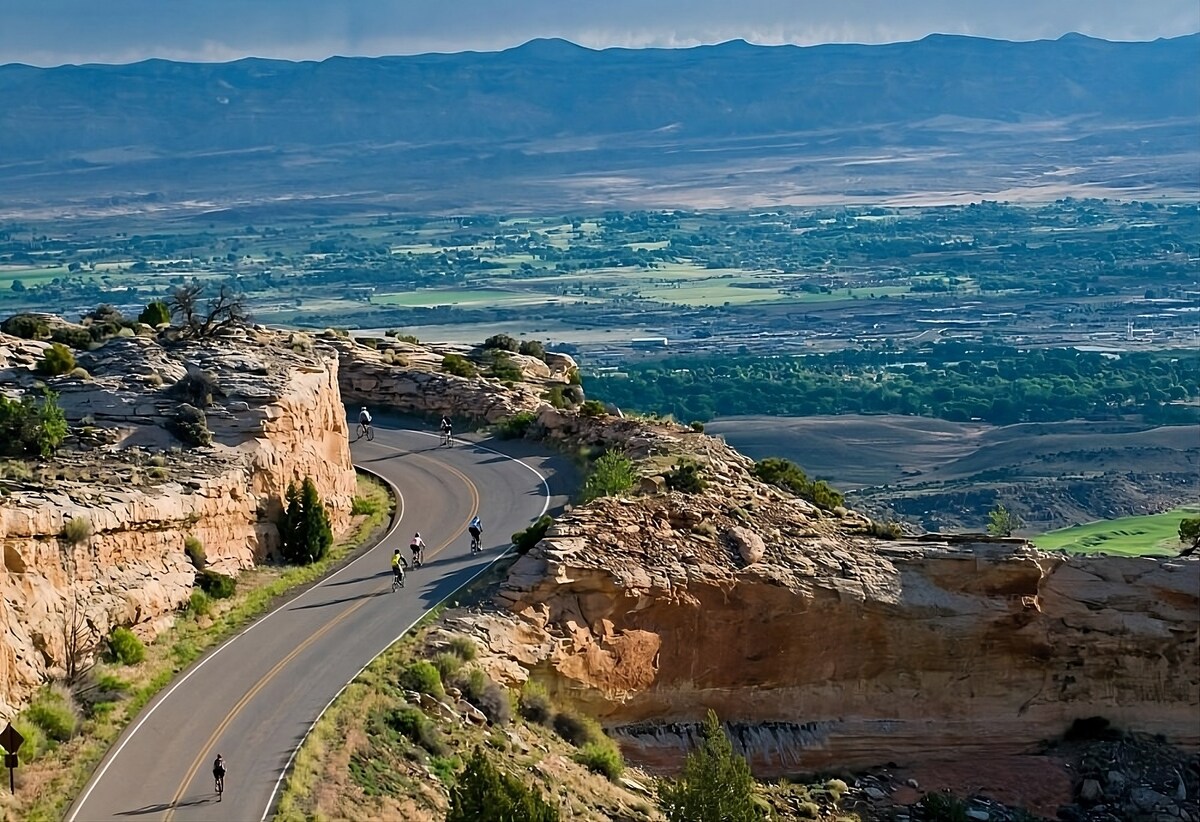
[568,368,582,386]
[581,451,636,502]
[37,342,76,376]
[108,627,146,665]
[171,370,220,407]
[184,535,206,568]
[512,514,553,555]
[454,668,511,725]
[659,710,759,822]
[797,801,820,818]
[518,339,546,360]
[51,326,94,350]
[68,366,90,380]
[386,707,447,756]
[2,313,49,339]
[543,385,569,409]
[579,399,607,417]
[552,710,603,748]
[753,457,844,510]
[92,672,131,697]
[351,495,382,516]
[12,719,45,762]
[196,569,236,599]
[168,404,211,447]
[187,589,212,616]
[61,516,93,546]
[919,792,969,822]
[400,660,445,699]
[23,687,79,744]
[442,353,478,378]
[278,477,333,564]
[519,681,553,725]
[865,520,904,539]
[433,652,463,680]
[690,420,705,432]
[482,333,519,352]
[488,352,523,383]
[665,461,706,493]
[574,739,624,781]
[138,300,171,326]
[448,635,477,661]
[495,411,537,440]
[386,330,421,343]
[825,778,848,801]
[0,389,67,457]
[447,747,559,822]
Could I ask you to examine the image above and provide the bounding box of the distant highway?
[67,423,571,822]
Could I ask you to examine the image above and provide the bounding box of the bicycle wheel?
[366,425,375,441]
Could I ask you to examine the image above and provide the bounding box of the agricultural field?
[1032,506,1199,556]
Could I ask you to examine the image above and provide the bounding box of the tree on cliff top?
[279,477,333,564]
[1179,517,1200,557]
[659,710,759,822]
[987,503,1021,537]
[168,282,248,338]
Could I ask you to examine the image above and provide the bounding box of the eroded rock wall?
[0,328,356,717]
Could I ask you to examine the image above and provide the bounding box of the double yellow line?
[162,449,479,820]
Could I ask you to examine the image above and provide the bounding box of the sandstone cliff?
[449,409,1198,776]
[0,325,357,717]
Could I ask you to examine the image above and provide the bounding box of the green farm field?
[1032,506,1199,556]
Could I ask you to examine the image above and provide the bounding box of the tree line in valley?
[586,342,1200,426]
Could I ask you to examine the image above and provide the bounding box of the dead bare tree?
[168,283,249,338]
[60,516,100,684]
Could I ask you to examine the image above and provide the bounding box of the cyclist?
[212,754,226,798]
[357,407,374,440]
[390,548,406,589]
[439,414,453,445]
[468,516,483,552]
[409,532,426,567]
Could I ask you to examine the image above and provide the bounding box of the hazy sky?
[3,0,1198,66]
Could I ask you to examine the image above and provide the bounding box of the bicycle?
[214,772,224,800]
[356,422,375,441]
[470,532,482,554]
[440,428,453,447]
[391,569,405,592]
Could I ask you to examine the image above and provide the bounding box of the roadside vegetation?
[1,473,392,822]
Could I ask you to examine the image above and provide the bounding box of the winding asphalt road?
[67,418,571,822]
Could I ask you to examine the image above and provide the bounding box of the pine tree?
[447,747,559,822]
[278,478,332,564]
[659,710,759,822]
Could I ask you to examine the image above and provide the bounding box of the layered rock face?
[471,413,1198,775]
[0,326,356,717]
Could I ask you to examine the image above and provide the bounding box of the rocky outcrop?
[457,409,1198,776]
[330,334,578,423]
[0,325,357,717]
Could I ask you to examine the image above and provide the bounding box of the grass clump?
[453,667,511,726]
[512,514,553,555]
[187,589,212,616]
[495,411,537,440]
[351,495,383,516]
[184,534,206,568]
[518,680,553,725]
[400,660,445,699]
[433,651,464,680]
[580,451,636,502]
[919,792,970,822]
[448,635,477,661]
[108,627,146,665]
[574,739,624,781]
[552,709,604,748]
[385,707,447,756]
[61,515,93,545]
[23,686,80,743]
[11,719,46,763]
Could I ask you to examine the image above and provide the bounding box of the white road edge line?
[66,464,408,822]
[259,431,550,822]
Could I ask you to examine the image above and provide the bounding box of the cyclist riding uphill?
[391,547,406,579]
[359,407,372,426]
[468,516,483,542]
[439,414,452,435]
[409,532,426,566]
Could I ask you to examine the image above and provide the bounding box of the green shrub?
[488,352,523,383]
[2,314,49,340]
[919,792,970,822]
[196,569,236,599]
[386,330,421,344]
[518,339,546,360]
[11,719,45,762]
[50,326,94,350]
[278,477,333,564]
[447,747,559,822]
[93,672,131,695]
[665,462,706,494]
[753,457,844,510]
[400,660,445,699]
[552,710,603,748]
[495,411,537,440]
[61,516,92,546]
[543,385,568,409]
[482,333,520,352]
[797,801,820,818]
[171,370,220,407]
[138,300,172,326]
[442,353,478,378]
[574,740,624,781]
[512,514,553,555]
[168,404,211,447]
[108,627,146,665]
[581,451,636,502]
[448,635,478,661]
[579,399,607,417]
[187,589,212,616]
[0,389,67,457]
[519,681,553,725]
[386,707,447,756]
[23,687,80,745]
[433,652,463,680]
[689,420,705,432]
[865,520,904,539]
[184,535,206,568]
[454,668,511,725]
[350,495,382,516]
[36,342,76,376]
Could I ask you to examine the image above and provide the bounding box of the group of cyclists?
[357,407,453,446]
[390,515,482,590]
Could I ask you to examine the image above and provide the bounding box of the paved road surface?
[68,421,571,822]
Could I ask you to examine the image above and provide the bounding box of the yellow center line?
[161,443,479,819]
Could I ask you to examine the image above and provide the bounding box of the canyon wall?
[0,326,357,717]
[466,411,1198,775]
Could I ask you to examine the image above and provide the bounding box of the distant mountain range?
[1,34,1197,215]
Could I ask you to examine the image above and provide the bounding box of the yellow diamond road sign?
[0,723,23,754]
